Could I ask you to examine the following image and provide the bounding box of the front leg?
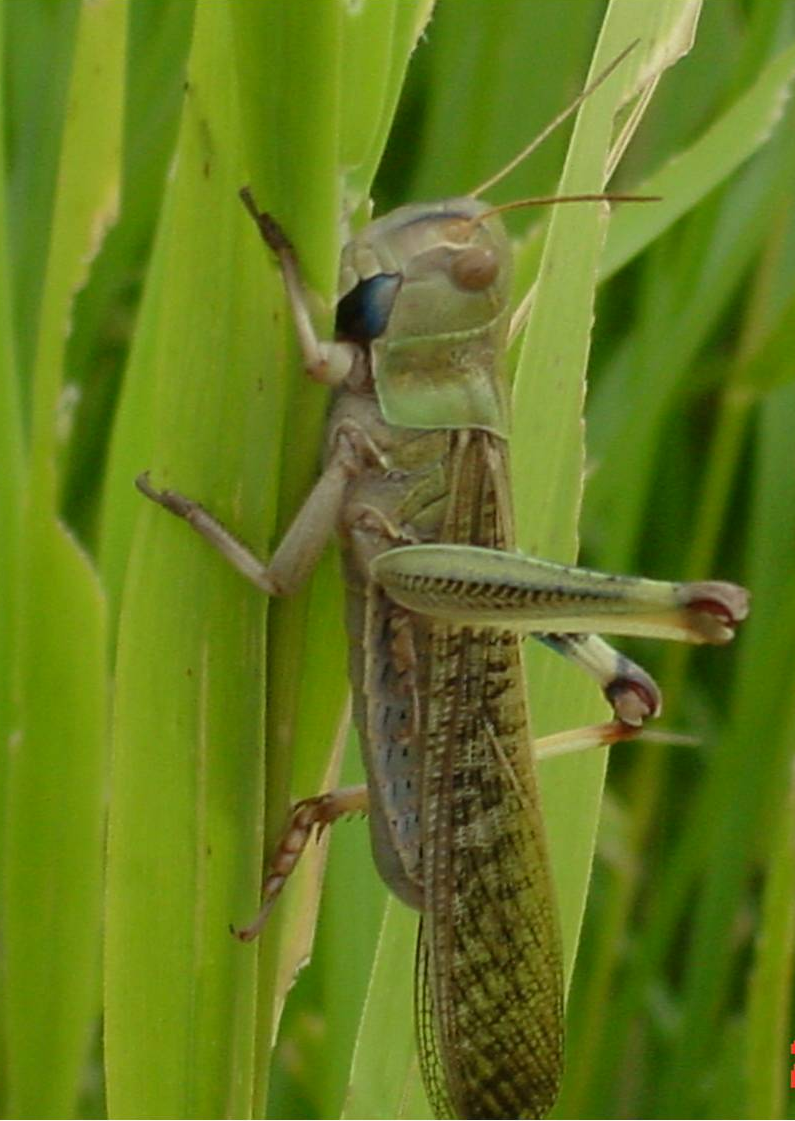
[239,188,355,387]
[136,422,379,596]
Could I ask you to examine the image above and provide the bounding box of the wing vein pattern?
[416,430,563,1121]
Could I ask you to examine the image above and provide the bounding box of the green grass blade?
[62,0,194,544]
[0,0,22,791]
[230,3,435,1114]
[655,381,795,1117]
[103,5,275,1115]
[602,38,795,278]
[342,899,425,1120]
[745,740,795,1119]
[257,5,441,1116]
[513,0,702,982]
[559,12,795,1109]
[339,0,435,211]
[4,0,80,391]
[3,0,124,1113]
[0,7,22,1115]
[104,3,432,1116]
[586,137,793,572]
[229,28,348,1107]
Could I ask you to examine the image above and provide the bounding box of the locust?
[136,61,749,1121]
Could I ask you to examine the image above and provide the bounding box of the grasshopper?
[136,67,749,1121]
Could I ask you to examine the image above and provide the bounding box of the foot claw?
[680,582,750,643]
[136,471,198,519]
[605,675,662,726]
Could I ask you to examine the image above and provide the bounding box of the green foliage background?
[1,0,794,1118]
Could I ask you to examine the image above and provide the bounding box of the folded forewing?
[416,622,563,1120]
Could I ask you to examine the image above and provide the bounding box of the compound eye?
[335,272,401,341]
[450,246,499,291]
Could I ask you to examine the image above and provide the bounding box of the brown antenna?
[471,39,640,198]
